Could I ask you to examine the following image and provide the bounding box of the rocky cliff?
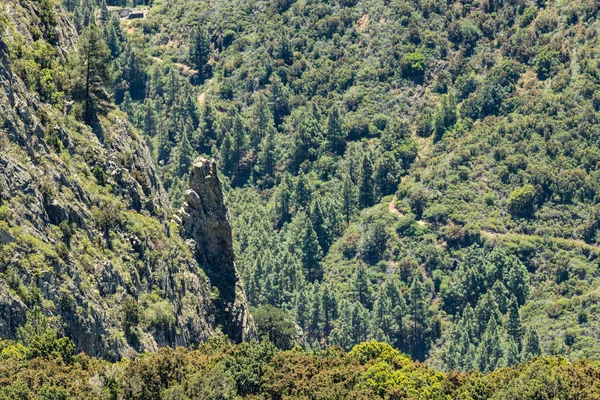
[0,0,252,360]
[175,158,254,343]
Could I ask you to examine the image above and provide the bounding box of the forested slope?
[95,0,600,370]
[3,0,600,384]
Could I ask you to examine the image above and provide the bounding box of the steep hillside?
[0,0,252,360]
[102,0,600,370]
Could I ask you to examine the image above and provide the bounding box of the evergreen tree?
[299,213,322,282]
[409,275,429,358]
[341,173,357,225]
[295,290,309,335]
[474,293,502,338]
[327,106,346,154]
[74,24,111,124]
[504,337,521,367]
[308,286,322,342]
[374,152,401,199]
[505,255,530,305]
[121,91,133,118]
[352,266,373,309]
[506,295,523,349]
[294,174,312,211]
[321,285,338,337]
[292,109,321,171]
[157,120,171,163]
[274,174,292,227]
[252,92,275,148]
[231,110,248,175]
[329,300,353,350]
[373,281,402,345]
[491,280,509,314]
[143,98,158,137]
[475,316,504,373]
[359,155,374,208]
[174,121,194,176]
[220,133,235,176]
[417,108,433,137]
[189,24,210,78]
[255,127,278,185]
[269,75,290,127]
[523,328,542,360]
[351,302,369,345]
[198,103,217,152]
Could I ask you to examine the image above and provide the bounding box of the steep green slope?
[55,0,600,370]
[0,0,252,360]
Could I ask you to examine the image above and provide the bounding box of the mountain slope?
[115,0,600,367]
[0,0,252,360]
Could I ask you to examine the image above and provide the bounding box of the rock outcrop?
[176,158,254,342]
[0,0,252,359]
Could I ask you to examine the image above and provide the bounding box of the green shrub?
[507,184,536,218]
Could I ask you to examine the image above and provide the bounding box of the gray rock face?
[177,158,254,342]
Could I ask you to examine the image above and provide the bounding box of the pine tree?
[308,286,322,342]
[142,99,157,137]
[329,300,353,350]
[351,302,369,345]
[189,24,210,78]
[491,280,509,314]
[475,316,504,373]
[417,108,433,137]
[301,215,323,282]
[409,275,428,357]
[252,92,275,148]
[294,174,312,211]
[269,75,290,127]
[359,155,374,208]
[373,285,396,344]
[352,266,372,309]
[506,295,523,350]
[275,174,292,227]
[341,173,357,225]
[321,285,338,337]
[198,103,217,152]
[327,106,346,154]
[473,293,502,339]
[505,255,530,305]
[174,121,194,176]
[231,110,248,175]
[292,109,321,171]
[121,91,133,119]
[504,337,521,367]
[220,133,235,176]
[311,199,331,253]
[295,290,309,336]
[74,24,111,124]
[255,127,277,185]
[157,120,171,163]
[523,328,541,360]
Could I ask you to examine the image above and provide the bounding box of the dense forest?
[2,337,600,399]
[2,0,600,396]
[79,0,599,369]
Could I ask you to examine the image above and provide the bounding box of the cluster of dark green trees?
[50,0,600,373]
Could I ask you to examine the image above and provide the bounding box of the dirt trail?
[481,230,600,252]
